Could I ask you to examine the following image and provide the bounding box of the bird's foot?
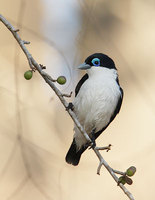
[39,64,46,70]
[95,144,112,152]
[66,102,74,111]
[62,91,73,98]
[89,140,96,149]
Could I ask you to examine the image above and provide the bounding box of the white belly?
[73,68,121,149]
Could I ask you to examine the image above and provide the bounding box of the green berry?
[57,76,66,85]
[118,176,126,185]
[126,166,136,177]
[24,70,33,80]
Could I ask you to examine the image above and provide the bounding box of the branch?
[0,14,135,200]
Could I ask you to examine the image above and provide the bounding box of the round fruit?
[126,166,136,177]
[124,176,133,185]
[57,76,66,85]
[24,70,33,80]
[118,176,126,185]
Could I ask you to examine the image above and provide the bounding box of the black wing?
[75,73,89,97]
[95,86,123,139]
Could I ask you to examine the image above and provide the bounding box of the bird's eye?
[91,58,100,66]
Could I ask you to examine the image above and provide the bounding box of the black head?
[85,53,116,70]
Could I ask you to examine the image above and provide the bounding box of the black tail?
[65,139,88,166]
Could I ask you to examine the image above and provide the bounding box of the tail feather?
[65,139,88,166]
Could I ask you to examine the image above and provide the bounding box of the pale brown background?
[0,0,155,199]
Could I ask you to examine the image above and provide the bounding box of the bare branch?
[0,14,34,70]
[0,14,135,200]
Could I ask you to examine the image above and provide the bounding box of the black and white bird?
[65,53,123,166]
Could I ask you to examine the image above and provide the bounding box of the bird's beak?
[78,62,91,70]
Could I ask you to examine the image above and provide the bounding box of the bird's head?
[78,53,116,71]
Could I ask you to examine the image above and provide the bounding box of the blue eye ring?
[91,58,100,66]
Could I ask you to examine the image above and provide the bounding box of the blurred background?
[0,0,155,199]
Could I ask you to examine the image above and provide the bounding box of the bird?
[65,53,123,166]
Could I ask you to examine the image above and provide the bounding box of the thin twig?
[112,169,126,176]
[0,14,135,200]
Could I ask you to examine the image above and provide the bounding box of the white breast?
[73,67,121,149]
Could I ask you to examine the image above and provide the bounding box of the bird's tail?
[65,139,88,166]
